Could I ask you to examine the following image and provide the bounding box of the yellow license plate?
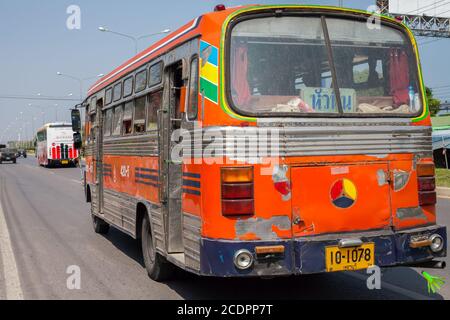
[325,243,375,272]
[61,160,69,165]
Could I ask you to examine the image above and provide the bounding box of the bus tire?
[92,215,110,234]
[141,214,173,282]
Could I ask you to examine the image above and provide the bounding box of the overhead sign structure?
[389,0,450,19]
[377,0,450,38]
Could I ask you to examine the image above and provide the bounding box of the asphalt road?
[0,157,449,300]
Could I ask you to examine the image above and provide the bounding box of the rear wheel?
[92,215,110,234]
[141,214,173,281]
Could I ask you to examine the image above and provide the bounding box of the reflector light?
[214,4,226,11]
[417,163,435,177]
[274,181,291,196]
[221,167,253,183]
[222,199,254,216]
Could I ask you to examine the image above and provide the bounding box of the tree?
[426,87,441,116]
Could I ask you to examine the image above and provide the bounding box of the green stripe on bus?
[200,77,218,103]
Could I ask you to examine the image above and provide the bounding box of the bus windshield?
[228,15,422,116]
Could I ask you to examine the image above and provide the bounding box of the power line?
[432,84,450,90]
[0,95,79,102]
[404,0,448,15]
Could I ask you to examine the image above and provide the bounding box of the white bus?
[36,123,79,167]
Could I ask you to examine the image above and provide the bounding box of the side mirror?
[71,109,81,132]
[73,132,82,150]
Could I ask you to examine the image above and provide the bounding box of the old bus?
[36,123,79,167]
[75,5,447,281]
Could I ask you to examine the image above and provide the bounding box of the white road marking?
[0,198,24,300]
[344,271,433,300]
[438,196,450,200]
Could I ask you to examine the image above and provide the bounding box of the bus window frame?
[103,107,114,137]
[224,10,424,119]
[112,104,123,136]
[135,68,148,93]
[187,55,199,121]
[123,76,134,98]
[113,82,123,102]
[105,88,113,105]
[149,61,164,88]
[89,96,97,114]
[133,94,147,135]
[122,100,134,136]
[146,90,163,132]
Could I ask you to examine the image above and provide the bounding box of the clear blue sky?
[1,0,449,141]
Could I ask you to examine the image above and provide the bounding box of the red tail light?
[417,163,437,207]
[222,183,253,199]
[418,177,436,192]
[221,167,254,217]
[419,192,437,206]
[222,199,254,216]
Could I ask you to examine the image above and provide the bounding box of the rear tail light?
[221,167,253,183]
[417,163,437,206]
[221,167,254,217]
[222,183,253,199]
[419,192,437,206]
[418,177,436,192]
[222,199,254,216]
[418,163,435,177]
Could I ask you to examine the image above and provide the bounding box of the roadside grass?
[436,169,450,188]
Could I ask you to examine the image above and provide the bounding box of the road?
[0,157,449,300]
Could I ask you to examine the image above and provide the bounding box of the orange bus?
[73,4,446,281]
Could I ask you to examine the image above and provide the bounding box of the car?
[17,149,27,158]
[0,148,18,164]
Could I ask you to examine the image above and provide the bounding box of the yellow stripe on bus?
[200,59,219,85]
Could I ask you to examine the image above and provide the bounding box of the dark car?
[17,149,27,158]
[0,148,18,164]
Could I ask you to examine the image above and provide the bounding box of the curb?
[437,187,450,198]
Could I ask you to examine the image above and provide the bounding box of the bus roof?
[37,123,72,132]
[86,4,407,99]
[87,5,247,97]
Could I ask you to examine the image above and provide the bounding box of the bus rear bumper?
[199,225,447,277]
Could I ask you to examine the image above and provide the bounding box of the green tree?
[426,87,441,116]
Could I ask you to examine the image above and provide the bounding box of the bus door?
[94,98,105,215]
[159,61,185,253]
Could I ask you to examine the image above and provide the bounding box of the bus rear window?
[228,15,422,116]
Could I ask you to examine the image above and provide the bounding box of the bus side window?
[103,109,113,137]
[89,114,96,144]
[123,101,134,135]
[187,57,199,121]
[112,105,123,136]
[146,91,162,131]
[134,96,146,134]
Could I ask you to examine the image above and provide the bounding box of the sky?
[1,0,449,142]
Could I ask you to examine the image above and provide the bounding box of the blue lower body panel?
[199,225,447,277]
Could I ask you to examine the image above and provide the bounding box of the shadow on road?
[103,227,145,268]
[99,229,446,300]
[91,220,446,300]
